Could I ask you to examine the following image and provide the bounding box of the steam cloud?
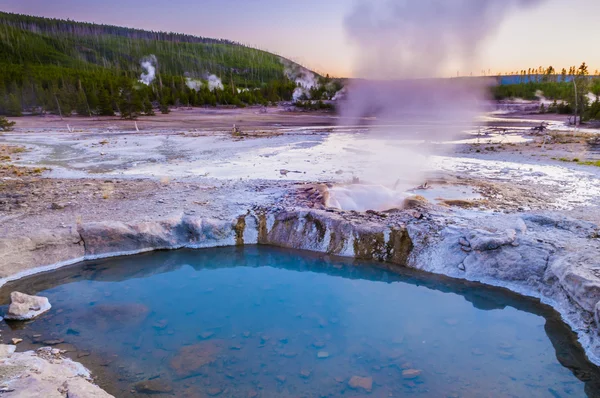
[139,55,157,86]
[185,77,202,91]
[282,59,320,102]
[345,0,544,79]
[207,74,224,91]
[329,0,546,210]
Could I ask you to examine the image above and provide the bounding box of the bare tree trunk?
[573,80,578,126]
[54,94,63,120]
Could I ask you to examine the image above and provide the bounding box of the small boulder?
[299,369,312,379]
[402,369,422,379]
[134,380,173,394]
[348,376,373,392]
[4,292,51,321]
[467,229,516,251]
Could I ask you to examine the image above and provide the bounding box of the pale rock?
[0,344,16,358]
[466,229,516,251]
[0,350,113,397]
[5,291,51,320]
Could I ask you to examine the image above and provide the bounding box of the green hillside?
[0,11,330,117]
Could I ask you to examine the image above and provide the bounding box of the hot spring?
[1,246,599,397]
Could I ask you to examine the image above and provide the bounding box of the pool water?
[1,246,599,397]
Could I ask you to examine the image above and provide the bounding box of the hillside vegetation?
[0,12,339,118]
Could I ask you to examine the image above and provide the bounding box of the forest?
[492,63,600,122]
[0,12,342,118]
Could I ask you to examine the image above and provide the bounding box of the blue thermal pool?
[1,246,599,397]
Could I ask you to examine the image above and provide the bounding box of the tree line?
[492,62,600,122]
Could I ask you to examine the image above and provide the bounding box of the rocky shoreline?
[0,345,113,397]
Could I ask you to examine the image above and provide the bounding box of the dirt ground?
[9,106,339,132]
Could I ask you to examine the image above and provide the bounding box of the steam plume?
[139,55,157,86]
[185,77,203,91]
[345,0,544,79]
[282,59,320,102]
[207,74,224,91]
[330,0,546,209]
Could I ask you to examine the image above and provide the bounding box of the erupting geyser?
[327,0,547,211]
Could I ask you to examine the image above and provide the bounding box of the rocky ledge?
[1,205,600,367]
[0,345,113,397]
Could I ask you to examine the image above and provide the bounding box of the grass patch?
[439,199,478,208]
[555,156,600,167]
[578,160,600,167]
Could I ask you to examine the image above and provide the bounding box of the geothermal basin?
[1,246,599,397]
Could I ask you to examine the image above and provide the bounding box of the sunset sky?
[3,0,599,77]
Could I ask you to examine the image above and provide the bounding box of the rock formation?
[4,291,51,320]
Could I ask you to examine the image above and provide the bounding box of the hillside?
[0,12,336,117]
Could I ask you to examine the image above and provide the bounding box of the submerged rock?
[348,376,373,392]
[402,369,422,379]
[4,291,51,321]
[169,340,224,378]
[90,302,149,327]
[299,369,312,379]
[317,351,329,359]
[134,379,174,394]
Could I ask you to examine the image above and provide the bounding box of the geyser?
[330,0,547,209]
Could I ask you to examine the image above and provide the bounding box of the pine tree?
[97,89,115,116]
[119,87,143,119]
[159,98,170,114]
[0,116,16,131]
[87,90,99,114]
[75,89,90,116]
[6,94,22,116]
[143,97,155,116]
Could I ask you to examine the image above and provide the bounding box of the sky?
[3,0,600,78]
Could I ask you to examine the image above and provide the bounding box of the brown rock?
[402,369,422,379]
[312,341,326,349]
[199,331,215,340]
[134,379,173,394]
[42,339,64,346]
[299,369,312,379]
[90,303,149,327]
[348,376,373,392]
[169,341,223,377]
[152,319,169,330]
[207,387,223,396]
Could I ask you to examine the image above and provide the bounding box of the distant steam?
[332,87,347,101]
[139,55,157,86]
[282,59,320,102]
[185,77,203,91]
[207,74,224,91]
